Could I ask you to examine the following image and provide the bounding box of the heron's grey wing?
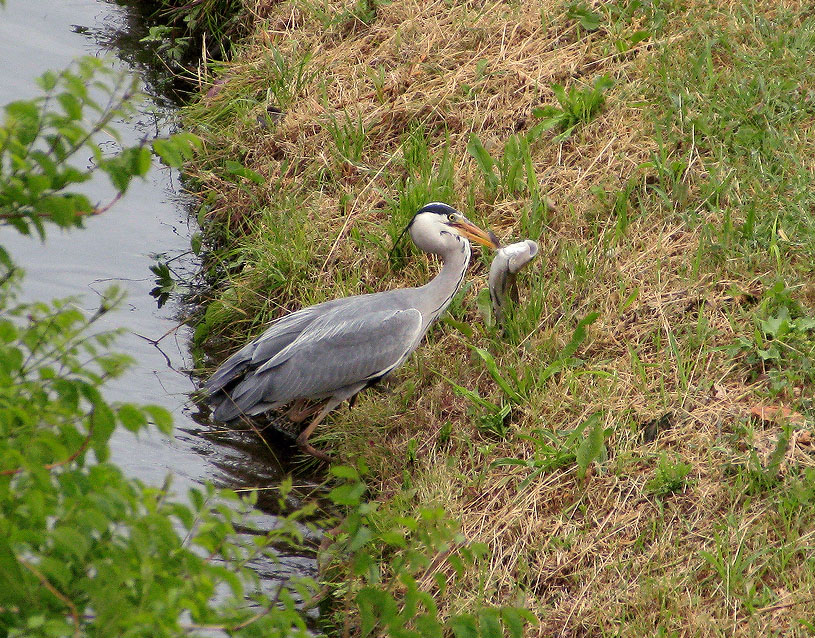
[202,322,302,394]
[216,308,423,420]
[203,298,349,394]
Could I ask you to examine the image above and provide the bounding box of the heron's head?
[408,203,499,257]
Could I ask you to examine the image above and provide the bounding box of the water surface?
[0,0,316,579]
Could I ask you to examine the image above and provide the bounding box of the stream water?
[0,0,316,586]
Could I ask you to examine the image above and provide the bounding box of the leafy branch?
[0,56,200,262]
[0,58,318,638]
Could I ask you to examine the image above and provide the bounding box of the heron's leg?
[286,399,324,424]
[296,397,343,463]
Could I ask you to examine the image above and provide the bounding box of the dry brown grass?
[185,0,815,635]
[196,0,656,229]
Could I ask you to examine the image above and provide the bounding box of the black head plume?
[412,202,459,221]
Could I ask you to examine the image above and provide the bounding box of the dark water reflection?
[0,0,318,579]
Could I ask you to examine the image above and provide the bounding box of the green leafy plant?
[532,75,614,141]
[140,25,192,63]
[646,454,693,497]
[615,29,651,53]
[731,422,794,494]
[539,312,600,384]
[596,0,658,54]
[445,376,513,441]
[148,0,249,61]
[321,465,536,636]
[476,403,513,440]
[149,256,188,308]
[605,0,669,34]
[728,284,815,397]
[0,58,322,638]
[0,58,142,246]
[472,347,525,404]
[437,420,453,446]
[566,1,602,31]
[348,0,378,26]
[0,278,319,637]
[466,132,540,201]
[639,137,691,211]
[492,412,611,490]
[0,57,200,272]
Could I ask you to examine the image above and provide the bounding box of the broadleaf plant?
[0,58,319,637]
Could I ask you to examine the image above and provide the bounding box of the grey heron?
[203,203,499,462]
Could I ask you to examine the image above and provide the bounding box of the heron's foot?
[296,434,335,464]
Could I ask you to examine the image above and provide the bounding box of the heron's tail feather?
[211,395,242,422]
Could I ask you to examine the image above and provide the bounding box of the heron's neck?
[418,240,471,326]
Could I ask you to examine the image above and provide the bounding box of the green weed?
[728,284,815,398]
[140,25,192,63]
[325,109,368,164]
[300,0,379,30]
[445,375,513,442]
[532,75,614,141]
[385,127,455,267]
[613,28,651,54]
[646,454,692,497]
[639,135,690,213]
[595,0,671,55]
[472,346,524,404]
[460,59,491,97]
[367,64,387,103]
[346,0,378,26]
[437,420,453,446]
[539,312,599,385]
[264,48,313,111]
[476,403,513,440]
[492,412,610,489]
[147,0,249,61]
[565,2,601,32]
[591,178,637,240]
[699,515,773,611]
[467,132,539,201]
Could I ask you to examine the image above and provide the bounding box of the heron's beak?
[452,218,500,250]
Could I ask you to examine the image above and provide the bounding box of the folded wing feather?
[211,307,424,422]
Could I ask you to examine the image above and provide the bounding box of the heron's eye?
[447,213,457,222]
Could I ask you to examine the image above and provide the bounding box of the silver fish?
[489,239,539,326]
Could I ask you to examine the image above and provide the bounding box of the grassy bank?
[182,0,815,634]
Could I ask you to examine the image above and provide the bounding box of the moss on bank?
[183,0,815,634]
